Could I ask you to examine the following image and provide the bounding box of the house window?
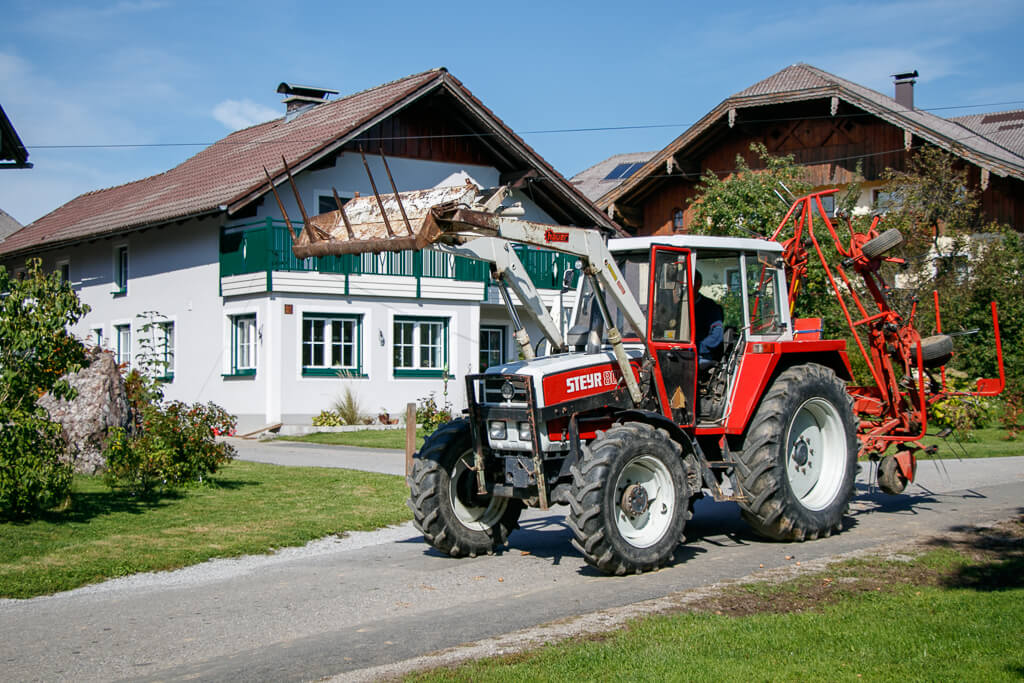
[157,322,175,380]
[113,245,128,295]
[819,195,836,216]
[57,260,70,284]
[394,317,448,377]
[480,326,505,371]
[316,191,352,215]
[115,324,131,367]
[672,208,685,232]
[92,327,103,348]
[302,313,362,376]
[229,314,257,376]
[873,190,900,211]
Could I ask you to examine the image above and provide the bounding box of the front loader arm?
[432,236,567,357]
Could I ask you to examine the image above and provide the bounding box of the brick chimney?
[892,70,918,110]
[276,83,339,121]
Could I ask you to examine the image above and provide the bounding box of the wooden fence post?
[405,402,416,477]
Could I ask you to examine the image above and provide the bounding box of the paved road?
[1,443,1021,682]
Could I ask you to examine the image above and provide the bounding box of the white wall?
[5,154,567,432]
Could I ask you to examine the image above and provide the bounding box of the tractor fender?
[725,345,853,436]
[614,408,698,457]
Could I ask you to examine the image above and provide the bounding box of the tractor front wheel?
[568,423,690,575]
[734,363,857,541]
[407,419,523,557]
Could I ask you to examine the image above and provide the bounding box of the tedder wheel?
[734,363,858,541]
[568,422,690,575]
[861,228,903,260]
[919,334,953,368]
[407,418,523,557]
[877,453,909,495]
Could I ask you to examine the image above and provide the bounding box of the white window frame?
[229,314,257,376]
[113,244,128,295]
[480,325,506,371]
[114,323,131,367]
[301,313,363,376]
[393,316,449,377]
[315,189,354,216]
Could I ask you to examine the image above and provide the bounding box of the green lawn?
[275,428,427,450]
[0,460,410,599]
[413,520,1024,681]
[920,427,1023,459]
[277,425,1021,460]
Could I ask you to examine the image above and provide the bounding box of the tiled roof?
[0,208,21,241]
[570,151,656,201]
[947,109,1024,159]
[599,63,1024,208]
[1,69,444,256]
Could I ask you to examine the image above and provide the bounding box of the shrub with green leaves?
[0,258,88,518]
[416,393,452,433]
[104,370,235,494]
[312,410,342,427]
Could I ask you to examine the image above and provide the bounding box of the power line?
[24,99,1024,151]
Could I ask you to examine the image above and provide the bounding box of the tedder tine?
[359,146,396,238]
[379,148,415,237]
[263,165,297,241]
[332,188,356,240]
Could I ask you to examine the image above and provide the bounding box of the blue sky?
[2,0,1022,226]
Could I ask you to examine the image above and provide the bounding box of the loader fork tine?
[280,156,317,244]
[263,165,297,241]
[379,148,415,237]
[332,188,356,240]
[359,146,396,238]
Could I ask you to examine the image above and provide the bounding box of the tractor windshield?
[570,253,649,343]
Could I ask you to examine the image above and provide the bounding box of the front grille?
[480,376,528,404]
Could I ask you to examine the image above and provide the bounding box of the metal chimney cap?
[276,83,340,98]
[891,70,919,82]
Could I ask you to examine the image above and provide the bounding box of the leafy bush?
[416,393,453,433]
[104,371,235,494]
[929,382,996,441]
[312,410,342,426]
[0,259,88,518]
[0,417,72,518]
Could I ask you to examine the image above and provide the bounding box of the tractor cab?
[570,235,791,426]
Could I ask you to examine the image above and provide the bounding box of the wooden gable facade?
[601,67,1024,237]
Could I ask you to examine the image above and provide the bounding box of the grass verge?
[277,426,1021,458]
[0,460,410,599]
[275,428,427,450]
[412,516,1024,681]
[920,427,1022,459]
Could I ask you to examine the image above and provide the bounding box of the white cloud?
[212,99,280,131]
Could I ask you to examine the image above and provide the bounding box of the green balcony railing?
[220,218,581,292]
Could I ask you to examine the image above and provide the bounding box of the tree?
[689,143,812,237]
[0,259,90,517]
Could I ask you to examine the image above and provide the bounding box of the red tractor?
[270,158,1004,576]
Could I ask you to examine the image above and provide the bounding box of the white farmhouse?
[0,69,615,431]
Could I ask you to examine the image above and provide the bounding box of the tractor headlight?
[488,421,507,440]
[518,422,532,440]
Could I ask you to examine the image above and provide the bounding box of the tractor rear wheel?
[734,363,857,541]
[568,423,690,575]
[407,418,523,558]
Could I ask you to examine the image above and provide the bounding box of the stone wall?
[38,347,129,474]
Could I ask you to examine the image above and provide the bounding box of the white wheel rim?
[448,450,509,531]
[785,397,846,511]
[614,455,675,548]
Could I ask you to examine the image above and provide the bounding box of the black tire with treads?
[733,363,857,541]
[406,418,523,558]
